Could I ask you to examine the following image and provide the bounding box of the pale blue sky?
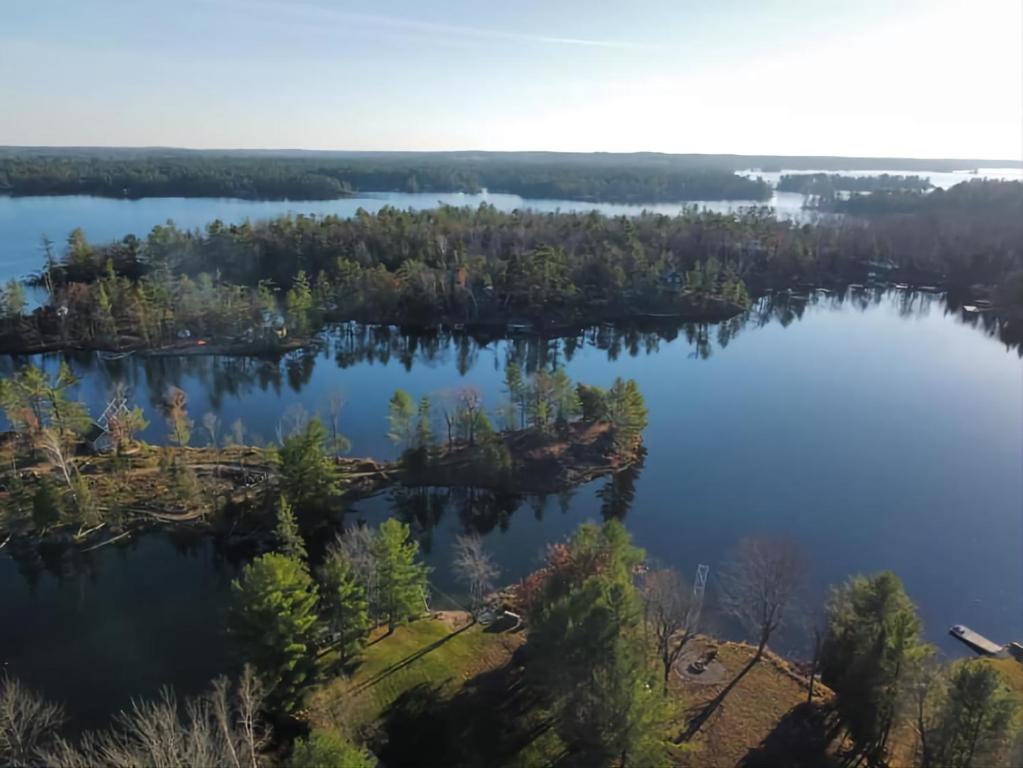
[2,0,1021,158]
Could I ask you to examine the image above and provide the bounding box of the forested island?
[3,146,1017,203]
[0,360,647,544]
[1,178,1021,355]
[777,172,933,196]
[0,152,771,203]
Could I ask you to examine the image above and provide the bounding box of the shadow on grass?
[350,622,474,695]
[375,658,561,767]
[737,701,843,768]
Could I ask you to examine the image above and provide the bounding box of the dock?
[949,624,1004,656]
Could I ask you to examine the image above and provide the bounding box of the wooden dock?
[949,625,1004,656]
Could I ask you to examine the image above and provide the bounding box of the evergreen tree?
[2,279,26,319]
[0,363,89,438]
[503,362,526,429]
[821,571,931,766]
[285,270,314,335]
[371,519,429,632]
[277,418,342,508]
[31,476,63,532]
[229,553,319,711]
[275,495,308,561]
[527,521,670,766]
[922,661,1018,768]
[576,383,608,421]
[550,367,581,424]
[605,378,648,452]
[318,547,371,664]
[386,390,416,451]
[414,396,433,451]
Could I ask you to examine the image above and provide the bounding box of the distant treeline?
[778,173,933,196]
[5,146,1019,171]
[827,177,1021,216]
[0,154,771,203]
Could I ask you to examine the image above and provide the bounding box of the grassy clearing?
[306,614,524,734]
[671,640,837,768]
[306,623,844,767]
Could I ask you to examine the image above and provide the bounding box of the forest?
[2,178,1020,355]
[777,173,933,196]
[0,153,771,203]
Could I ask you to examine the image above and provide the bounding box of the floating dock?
[949,625,1004,656]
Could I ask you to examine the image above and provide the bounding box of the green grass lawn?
[308,615,523,729]
[306,616,569,766]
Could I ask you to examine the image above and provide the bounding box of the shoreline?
[0,422,643,549]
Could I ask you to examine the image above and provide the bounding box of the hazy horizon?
[2,146,1022,164]
[3,0,1021,160]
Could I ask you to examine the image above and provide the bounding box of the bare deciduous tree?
[452,534,500,616]
[336,525,380,620]
[455,388,485,446]
[327,391,352,457]
[0,674,65,767]
[40,666,268,768]
[641,568,696,693]
[39,428,74,493]
[719,536,806,664]
[683,536,806,740]
[275,403,309,445]
[202,412,221,449]
[229,418,246,447]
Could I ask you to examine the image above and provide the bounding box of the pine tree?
[32,476,63,532]
[414,396,433,451]
[371,519,429,632]
[821,571,931,765]
[285,270,314,335]
[319,547,370,664]
[229,553,319,711]
[605,378,648,452]
[2,279,26,319]
[275,496,307,561]
[527,521,670,765]
[277,419,342,508]
[923,661,1017,768]
[386,390,416,451]
[504,362,526,429]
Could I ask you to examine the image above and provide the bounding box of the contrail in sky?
[215,0,646,49]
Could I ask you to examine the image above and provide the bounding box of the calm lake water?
[3,166,1019,286]
[0,190,811,288]
[1,288,1021,726]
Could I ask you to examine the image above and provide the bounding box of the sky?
[2,0,1021,159]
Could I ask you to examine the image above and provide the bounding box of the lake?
[3,166,1020,287]
[0,189,808,289]
[1,287,1021,726]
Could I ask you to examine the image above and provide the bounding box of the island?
[0,364,647,547]
[2,179,1021,356]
